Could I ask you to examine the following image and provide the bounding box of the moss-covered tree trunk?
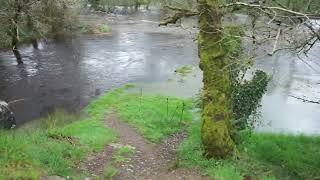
[198,0,236,158]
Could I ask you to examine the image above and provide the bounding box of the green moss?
[201,118,235,158]
[198,0,236,158]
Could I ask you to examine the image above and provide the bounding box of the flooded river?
[0,10,199,125]
[0,9,319,134]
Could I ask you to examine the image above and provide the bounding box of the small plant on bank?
[112,145,135,163]
[104,165,118,179]
[100,25,110,33]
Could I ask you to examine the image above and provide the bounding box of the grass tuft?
[112,146,135,163]
[104,165,118,179]
[99,24,110,33]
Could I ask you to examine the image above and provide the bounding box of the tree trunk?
[198,0,235,158]
[12,0,23,64]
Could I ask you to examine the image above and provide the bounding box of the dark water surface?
[0,10,198,125]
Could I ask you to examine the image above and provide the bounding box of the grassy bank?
[178,118,320,180]
[0,111,117,179]
[2,85,317,179]
[0,85,192,178]
[87,85,193,142]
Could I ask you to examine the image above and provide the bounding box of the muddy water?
[0,10,198,125]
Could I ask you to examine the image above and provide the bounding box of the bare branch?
[289,95,320,104]
[159,5,198,26]
[222,2,320,18]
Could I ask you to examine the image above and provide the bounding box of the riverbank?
[179,118,320,180]
[1,85,319,179]
[0,85,192,179]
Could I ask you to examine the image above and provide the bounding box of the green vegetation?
[101,145,135,179]
[175,65,193,76]
[0,0,79,64]
[178,118,320,179]
[0,112,116,179]
[104,165,118,179]
[243,133,320,179]
[79,24,111,34]
[87,85,193,142]
[112,145,135,163]
[80,25,96,34]
[0,85,193,179]
[100,25,111,33]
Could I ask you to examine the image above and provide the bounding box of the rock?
[0,101,16,129]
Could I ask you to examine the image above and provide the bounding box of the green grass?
[104,165,118,179]
[112,145,135,163]
[0,117,116,179]
[0,85,192,179]
[87,85,193,142]
[0,94,119,179]
[178,117,320,180]
[99,25,110,33]
[242,133,320,179]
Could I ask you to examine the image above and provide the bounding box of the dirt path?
[81,113,209,180]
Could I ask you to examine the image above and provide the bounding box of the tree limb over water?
[289,95,320,104]
[159,5,198,26]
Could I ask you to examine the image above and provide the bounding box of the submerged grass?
[174,65,193,76]
[178,117,320,180]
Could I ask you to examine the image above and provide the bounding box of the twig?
[222,2,319,18]
[268,27,281,56]
[8,98,27,105]
[289,95,320,104]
